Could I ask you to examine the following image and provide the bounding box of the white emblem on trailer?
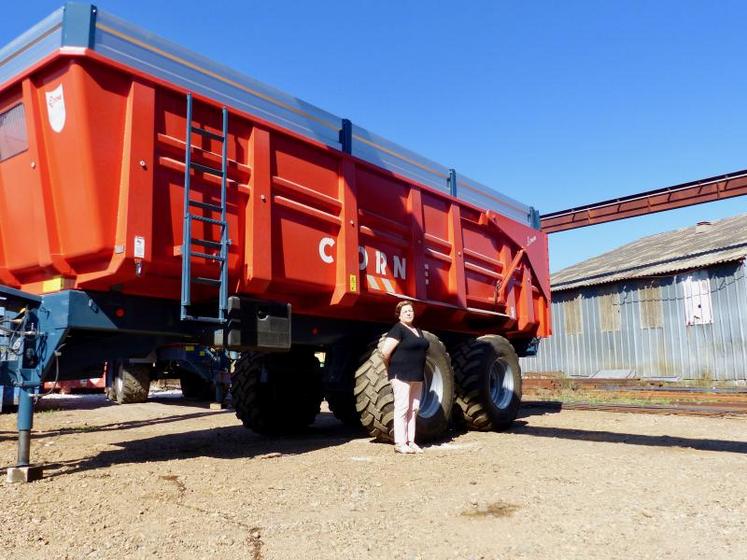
[45,84,66,133]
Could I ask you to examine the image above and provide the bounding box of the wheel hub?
[419,357,445,418]
[489,358,515,410]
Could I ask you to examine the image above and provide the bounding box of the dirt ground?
[1,392,745,560]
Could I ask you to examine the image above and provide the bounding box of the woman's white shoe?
[394,444,415,454]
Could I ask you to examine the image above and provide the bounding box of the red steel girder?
[541,169,747,233]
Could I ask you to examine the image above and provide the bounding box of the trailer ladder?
[180,93,230,323]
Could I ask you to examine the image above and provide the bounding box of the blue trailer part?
[0,286,248,480]
[1,385,19,412]
[155,345,230,403]
[1,286,45,480]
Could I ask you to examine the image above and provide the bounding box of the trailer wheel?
[179,371,215,402]
[354,331,454,443]
[325,389,362,427]
[452,335,522,431]
[108,362,151,404]
[231,350,322,434]
[323,340,367,427]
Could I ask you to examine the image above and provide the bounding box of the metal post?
[17,431,30,467]
[215,380,225,405]
[219,106,229,321]
[339,119,352,154]
[16,387,33,466]
[448,169,458,197]
[209,369,229,410]
[181,93,194,319]
[529,207,542,230]
[7,385,43,482]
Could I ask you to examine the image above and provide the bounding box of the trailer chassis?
[0,285,292,481]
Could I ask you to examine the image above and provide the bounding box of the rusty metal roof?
[551,213,747,291]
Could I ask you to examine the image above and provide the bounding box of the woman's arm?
[379,337,399,368]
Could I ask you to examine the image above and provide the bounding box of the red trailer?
[0,3,550,452]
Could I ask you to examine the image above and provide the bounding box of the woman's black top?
[386,322,430,382]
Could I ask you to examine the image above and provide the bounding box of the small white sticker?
[134,236,145,258]
[45,84,66,133]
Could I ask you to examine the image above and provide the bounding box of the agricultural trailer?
[0,3,550,482]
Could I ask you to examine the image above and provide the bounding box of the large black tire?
[179,371,216,402]
[107,362,151,404]
[325,389,362,427]
[231,350,323,434]
[452,335,522,431]
[354,331,455,443]
[323,340,367,427]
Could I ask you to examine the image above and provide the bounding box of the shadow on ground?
[32,391,201,412]
[7,398,742,481]
[34,410,378,479]
[514,400,746,454]
[511,420,747,454]
[518,401,563,419]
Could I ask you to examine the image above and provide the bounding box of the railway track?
[522,399,747,417]
[522,377,747,417]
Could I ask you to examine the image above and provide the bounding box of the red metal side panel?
[0,52,550,338]
[40,61,125,271]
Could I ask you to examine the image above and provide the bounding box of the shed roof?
[551,213,747,292]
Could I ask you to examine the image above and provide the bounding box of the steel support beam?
[541,169,747,233]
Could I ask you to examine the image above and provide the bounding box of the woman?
[379,300,429,454]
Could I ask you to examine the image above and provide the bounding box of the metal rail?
[541,168,747,233]
[523,400,747,417]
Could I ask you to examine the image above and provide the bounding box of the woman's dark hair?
[395,300,413,318]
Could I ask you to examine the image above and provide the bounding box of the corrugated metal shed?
[552,214,747,291]
[522,213,747,382]
[522,262,747,381]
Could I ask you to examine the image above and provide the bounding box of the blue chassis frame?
[0,286,220,468]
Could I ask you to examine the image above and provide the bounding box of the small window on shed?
[0,104,28,162]
[682,270,713,325]
[639,281,663,329]
[564,294,583,335]
[598,287,621,332]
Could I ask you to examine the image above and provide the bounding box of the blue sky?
[4,1,747,272]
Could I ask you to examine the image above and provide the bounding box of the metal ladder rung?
[191,238,222,249]
[194,276,221,286]
[190,251,224,262]
[191,126,225,141]
[189,199,222,212]
[190,162,225,177]
[190,214,225,226]
[181,314,224,324]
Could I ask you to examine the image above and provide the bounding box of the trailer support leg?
[209,371,230,411]
[7,388,43,483]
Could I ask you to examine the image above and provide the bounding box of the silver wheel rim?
[115,369,124,400]
[419,356,445,419]
[489,357,514,410]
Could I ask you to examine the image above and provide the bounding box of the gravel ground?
[1,392,746,559]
